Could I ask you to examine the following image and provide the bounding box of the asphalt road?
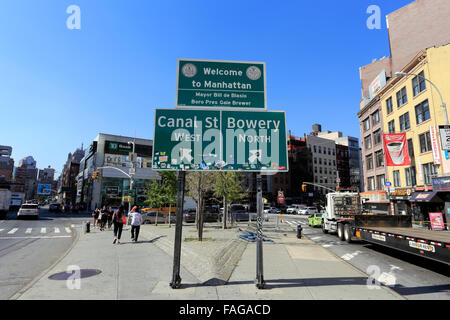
[0,207,92,300]
[280,214,450,300]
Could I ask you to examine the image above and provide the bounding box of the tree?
[213,172,248,229]
[185,171,217,241]
[144,172,177,226]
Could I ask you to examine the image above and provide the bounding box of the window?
[399,112,410,131]
[423,163,437,185]
[415,100,430,124]
[364,135,372,150]
[372,110,380,125]
[388,120,395,133]
[386,97,393,114]
[332,149,335,155]
[333,160,336,166]
[412,71,426,96]
[396,86,408,107]
[314,167,317,173]
[375,150,384,167]
[329,159,332,166]
[328,148,331,155]
[366,154,373,170]
[363,118,370,131]
[405,167,416,186]
[324,168,328,174]
[319,158,322,165]
[367,177,375,191]
[313,145,317,153]
[407,138,414,158]
[419,131,432,153]
[314,157,317,164]
[319,167,322,174]
[373,129,382,145]
[393,170,401,187]
[376,175,385,190]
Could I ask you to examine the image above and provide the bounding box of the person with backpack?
[112,205,126,244]
[129,207,142,242]
[100,206,108,231]
[92,207,100,228]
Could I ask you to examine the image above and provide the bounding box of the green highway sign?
[176,59,266,110]
[152,108,287,172]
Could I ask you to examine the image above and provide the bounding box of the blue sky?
[0,0,413,173]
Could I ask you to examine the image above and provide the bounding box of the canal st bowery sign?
[176,59,266,110]
[152,109,287,172]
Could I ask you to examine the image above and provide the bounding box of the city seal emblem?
[246,66,261,80]
[181,63,197,78]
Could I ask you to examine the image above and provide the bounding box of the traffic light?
[302,184,307,192]
[92,171,101,182]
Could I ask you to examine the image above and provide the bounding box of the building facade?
[76,133,159,211]
[0,145,14,183]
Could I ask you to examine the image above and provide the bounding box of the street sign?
[37,184,51,195]
[439,125,450,150]
[152,108,288,172]
[277,191,285,204]
[385,181,392,187]
[176,59,266,110]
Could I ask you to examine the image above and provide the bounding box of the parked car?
[298,206,318,215]
[308,213,323,227]
[183,209,196,223]
[141,211,168,224]
[49,203,62,213]
[17,203,39,219]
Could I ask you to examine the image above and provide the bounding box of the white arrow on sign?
[179,148,193,162]
[249,149,262,163]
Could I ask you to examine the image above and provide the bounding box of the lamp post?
[128,141,136,212]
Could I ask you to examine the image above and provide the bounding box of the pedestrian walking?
[112,205,126,244]
[129,207,142,242]
[107,206,113,230]
[92,207,100,228]
[100,206,108,231]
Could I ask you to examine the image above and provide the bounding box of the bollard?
[297,224,302,239]
[86,221,90,233]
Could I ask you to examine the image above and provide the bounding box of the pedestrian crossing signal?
[92,171,101,182]
[302,184,307,192]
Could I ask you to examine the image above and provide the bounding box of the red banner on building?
[383,133,410,166]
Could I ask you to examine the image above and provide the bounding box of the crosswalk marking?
[65,227,71,233]
[26,228,32,234]
[8,228,18,234]
[0,229,4,233]
[0,226,75,236]
[40,228,46,234]
[54,227,60,233]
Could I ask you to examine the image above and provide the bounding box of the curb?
[9,225,80,300]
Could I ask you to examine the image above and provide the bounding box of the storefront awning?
[409,191,442,202]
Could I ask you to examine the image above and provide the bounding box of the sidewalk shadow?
[120,235,167,245]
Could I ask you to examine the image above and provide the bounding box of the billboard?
[429,212,445,230]
[37,184,52,195]
[383,133,410,166]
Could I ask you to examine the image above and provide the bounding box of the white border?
[175,58,267,112]
[152,109,288,172]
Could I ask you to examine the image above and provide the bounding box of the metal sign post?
[255,173,265,289]
[170,171,186,289]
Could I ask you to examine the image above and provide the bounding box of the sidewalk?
[16,220,403,300]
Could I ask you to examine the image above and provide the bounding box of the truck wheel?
[322,223,328,234]
[337,224,345,241]
[344,224,352,243]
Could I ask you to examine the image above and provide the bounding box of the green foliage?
[144,171,177,208]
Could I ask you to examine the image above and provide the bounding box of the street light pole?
[128,141,136,212]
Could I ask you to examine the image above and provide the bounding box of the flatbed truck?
[322,192,450,265]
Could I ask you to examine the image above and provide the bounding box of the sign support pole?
[255,173,265,289]
[170,170,185,289]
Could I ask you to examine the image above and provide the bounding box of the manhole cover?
[48,269,102,280]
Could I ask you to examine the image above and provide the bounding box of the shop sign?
[429,212,445,230]
[439,125,450,150]
[429,126,441,165]
[432,176,450,191]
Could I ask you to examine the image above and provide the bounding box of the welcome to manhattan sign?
[152,109,287,172]
[176,59,266,110]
